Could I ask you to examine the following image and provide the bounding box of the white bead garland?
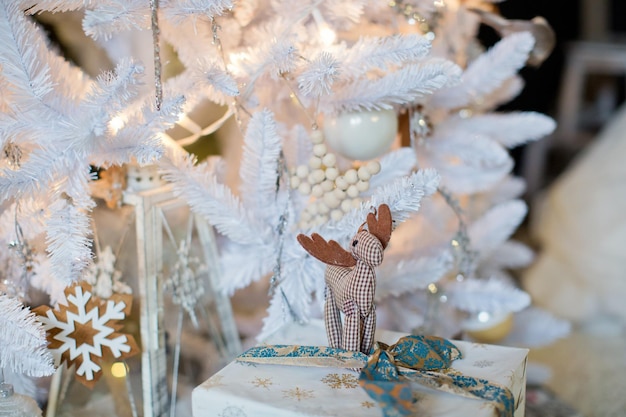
[290,131,382,229]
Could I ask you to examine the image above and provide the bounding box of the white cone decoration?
[323,109,398,160]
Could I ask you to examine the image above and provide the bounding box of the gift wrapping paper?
[192,320,528,417]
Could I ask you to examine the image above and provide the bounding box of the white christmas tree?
[0,0,570,404]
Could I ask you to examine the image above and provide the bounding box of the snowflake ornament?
[34,282,139,388]
[164,239,207,328]
[83,245,131,299]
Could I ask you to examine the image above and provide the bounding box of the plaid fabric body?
[324,231,382,354]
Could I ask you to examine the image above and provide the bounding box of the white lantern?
[46,168,241,417]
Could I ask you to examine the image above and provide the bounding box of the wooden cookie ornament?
[297,204,392,354]
[34,282,139,388]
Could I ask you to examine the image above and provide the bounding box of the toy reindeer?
[297,204,392,354]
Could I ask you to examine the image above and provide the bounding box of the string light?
[312,8,336,46]
[111,362,128,378]
[108,115,125,134]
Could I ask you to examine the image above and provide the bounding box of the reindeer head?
[297,204,393,268]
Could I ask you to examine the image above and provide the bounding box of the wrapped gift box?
[192,320,528,417]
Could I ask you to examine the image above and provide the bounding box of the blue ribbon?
[238,335,515,417]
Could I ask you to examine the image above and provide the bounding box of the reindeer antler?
[367,204,392,249]
[297,233,357,267]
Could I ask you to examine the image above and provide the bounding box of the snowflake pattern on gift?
[34,282,139,388]
[361,401,376,409]
[473,360,494,368]
[204,374,226,388]
[283,387,315,401]
[250,377,273,389]
[219,405,247,417]
[321,373,358,389]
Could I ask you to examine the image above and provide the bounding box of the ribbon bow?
[238,336,515,417]
[359,335,514,417]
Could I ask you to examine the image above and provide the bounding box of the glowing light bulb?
[111,362,128,378]
[109,115,125,133]
[477,311,491,323]
[312,8,336,46]
[319,25,336,46]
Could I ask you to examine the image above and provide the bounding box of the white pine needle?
[430,32,535,109]
[218,241,275,294]
[376,250,453,300]
[446,277,531,314]
[342,34,432,78]
[257,291,295,342]
[2,368,37,398]
[196,63,240,97]
[501,307,571,348]
[0,294,55,377]
[445,112,556,148]
[421,133,512,194]
[477,75,525,111]
[325,59,460,113]
[20,0,85,13]
[45,196,94,284]
[159,14,218,67]
[0,148,75,201]
[298,51,340,98]
[468,199,527,255]
[486,240,534,269]
[256,253,317,341]
[236,20,299,80]
[367,148,417,191]
[480,175,527,205]
[322,0,365,28]
[239,110,283,217]
[30,253,67,306]
[161,152,271,245]
[0,1,61,118]
[83,1,148,41]
[324,169,439,243]
[162,0,234,23]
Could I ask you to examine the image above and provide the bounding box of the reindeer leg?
[324,286,342,348]
[342,299,361,352]
[360,305,376,354]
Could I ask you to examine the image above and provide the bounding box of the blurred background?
[496,2,626,416]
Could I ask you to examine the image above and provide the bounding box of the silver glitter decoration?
[268,151,301,323]
[150,0,163,111]
[164,239,207,328]
[3,143,22,168]
[438,187,477,279]
[4,221,34,300]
